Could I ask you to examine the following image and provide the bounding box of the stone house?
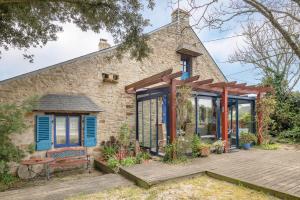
[0,9,226,169]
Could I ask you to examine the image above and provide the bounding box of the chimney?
[98,38,111,50]
[171,8,190,24]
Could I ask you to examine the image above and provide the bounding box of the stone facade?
[0,12,226,169]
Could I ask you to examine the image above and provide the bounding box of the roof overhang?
[176,43,202,57]
[34,94,104,113]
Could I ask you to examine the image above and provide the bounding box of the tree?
[175,0,300,60]
[0,97,36,180]
[229,22,300,98]
[0,0,154,62]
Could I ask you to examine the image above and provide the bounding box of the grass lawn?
[69,175,278,200]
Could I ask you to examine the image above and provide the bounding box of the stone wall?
[0,21,226,169]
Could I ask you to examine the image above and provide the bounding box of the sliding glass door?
[137,95,168,155]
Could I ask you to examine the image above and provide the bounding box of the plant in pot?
[240,132,257,150]
[212,140,225,154]
[198,143,211,157]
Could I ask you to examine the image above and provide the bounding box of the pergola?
[125,68,272,151]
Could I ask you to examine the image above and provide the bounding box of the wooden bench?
[46,147,91,179]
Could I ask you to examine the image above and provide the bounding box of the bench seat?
[46,147,91,178]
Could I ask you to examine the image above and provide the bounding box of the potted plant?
[198,143,211,157]
[212,140,225,154]
[240,132,257,150]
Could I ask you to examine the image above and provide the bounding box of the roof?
[0,21,227,84]
[34,94,103,112]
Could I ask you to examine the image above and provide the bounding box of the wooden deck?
[0,173,133,200]
[121,148,300,198]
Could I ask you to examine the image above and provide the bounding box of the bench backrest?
[46,147,86,159]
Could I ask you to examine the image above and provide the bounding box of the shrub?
[0,98,36,184]
[102,146,117,160]
[212,140,225,154]
[278,127,300,143]
[191,135,201,157]
[107,157,119,170]
[163,143,176,162]
[118,123,131,148]
[135,151,151,164]
[239,132,257,144]
[27,143,35,154]
[120,157,136,167]
[260,143,280,150]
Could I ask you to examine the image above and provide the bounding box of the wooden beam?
[169,79,177,144]
[188,78,214,87]
[167,71,183,80]
[227,83,247,89]
[176,75,200,86]
[208,81,237,88]
[125,68,172,91]
[221,87,229,152]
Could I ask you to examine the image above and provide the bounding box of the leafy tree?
[0,98,36,178]
[0,0,154,62]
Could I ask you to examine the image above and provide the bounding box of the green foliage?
[107,157,119,170]
[135,151,151,164]
[269,92,300,137]
[259,143,280,150]
[0,98,36,182]
[191,135,201,157]
[0,173,16,186]
[120,157,136,167]
[118,123,131,148]
[102,146,117,161]
[256,95,276,142]
[212,140,225,154]
[27,143,35,154]
[0,0,155,62]
[278,127,300,143]
[240,113,251,126]
[239,132,257,144]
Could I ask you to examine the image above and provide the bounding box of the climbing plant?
[0,97,36,182]
[256,95,276,143]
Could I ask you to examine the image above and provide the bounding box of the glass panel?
[138,102,143,145]
[228,101,237,147]
[157,96,167,155]
[56,116,66,145]
[69,117,80,144]
[238,102,252,133]
[143,100,151,148]
[150,99,157,152]
[198,96,217,140]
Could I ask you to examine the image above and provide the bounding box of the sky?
[0,1,298,90]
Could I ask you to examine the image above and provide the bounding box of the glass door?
[137,95,169,155]
[228,100,238,148]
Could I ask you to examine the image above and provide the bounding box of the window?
[180,55,192,80]
[54,115,81,147]
[197,96,217,139]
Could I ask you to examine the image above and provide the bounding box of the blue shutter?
[84,116,97,147]
[36,115,52,151]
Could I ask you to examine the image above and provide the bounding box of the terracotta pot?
[199,147,210,157]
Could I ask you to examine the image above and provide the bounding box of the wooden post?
[221,87,229,152]
[257,92,263,144]
[169,79,177,144]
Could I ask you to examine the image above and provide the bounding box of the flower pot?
[243,143,251,150]
[199,147,210,157]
